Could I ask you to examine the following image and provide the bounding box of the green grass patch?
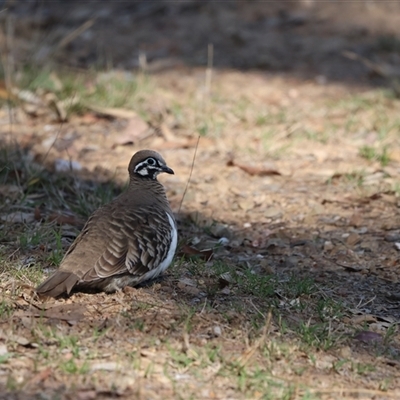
[359,145,391,166]
[9,65,155,118]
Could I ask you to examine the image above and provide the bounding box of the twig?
[237,311,272,368]
[200,298,207,314]
[355,295,376,310]
[57,19,95,49]
[343,50,400,79]
[249,298,266,319]
[40,121,64,168]
[178,136,200,213]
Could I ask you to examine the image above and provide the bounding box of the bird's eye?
[147,158,156,166]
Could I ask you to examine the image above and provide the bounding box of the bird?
[36,150,178,298]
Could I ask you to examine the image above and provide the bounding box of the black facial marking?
[134,157,163,179]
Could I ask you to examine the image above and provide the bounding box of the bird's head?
[128,150,174,180]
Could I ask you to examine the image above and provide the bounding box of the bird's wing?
[80,207,174,282]
[125,208,175,274]
[35,206,127,296]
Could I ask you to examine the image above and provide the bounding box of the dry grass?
[0,68,400,398]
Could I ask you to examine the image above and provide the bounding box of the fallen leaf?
[220,287,231,295]
[178,244,213,261]
[85,104,139,119]
[178,277,197,287]
[112,116,150,148]
[227,159,281,176]
[349,212,363,227]
[346,233,361,246]
[47,212,83,226]
[12,335,32,347]
[177,280,201,296]
[353,331,383,343]
[43,304,86,322]
[15,304,86,323]
[341,264,366,272]
[351,314,377,324]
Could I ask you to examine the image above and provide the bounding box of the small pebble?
[55,159,82,172]
[218,237,229,245]
[324,241,334,251]
[213,326,222,337]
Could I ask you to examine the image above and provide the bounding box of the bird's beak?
[162,166,174,175]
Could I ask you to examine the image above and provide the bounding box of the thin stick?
[40,120,64,168]
[237,311,272,368]
[57,19,95,49]
[178,136,200,213]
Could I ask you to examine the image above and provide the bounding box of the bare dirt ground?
[0,1,400,399]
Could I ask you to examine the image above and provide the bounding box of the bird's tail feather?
[36,271,80,298]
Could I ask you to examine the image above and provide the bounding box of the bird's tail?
[36,271,80,298]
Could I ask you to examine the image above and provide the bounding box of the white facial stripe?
[137,168,149,176]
